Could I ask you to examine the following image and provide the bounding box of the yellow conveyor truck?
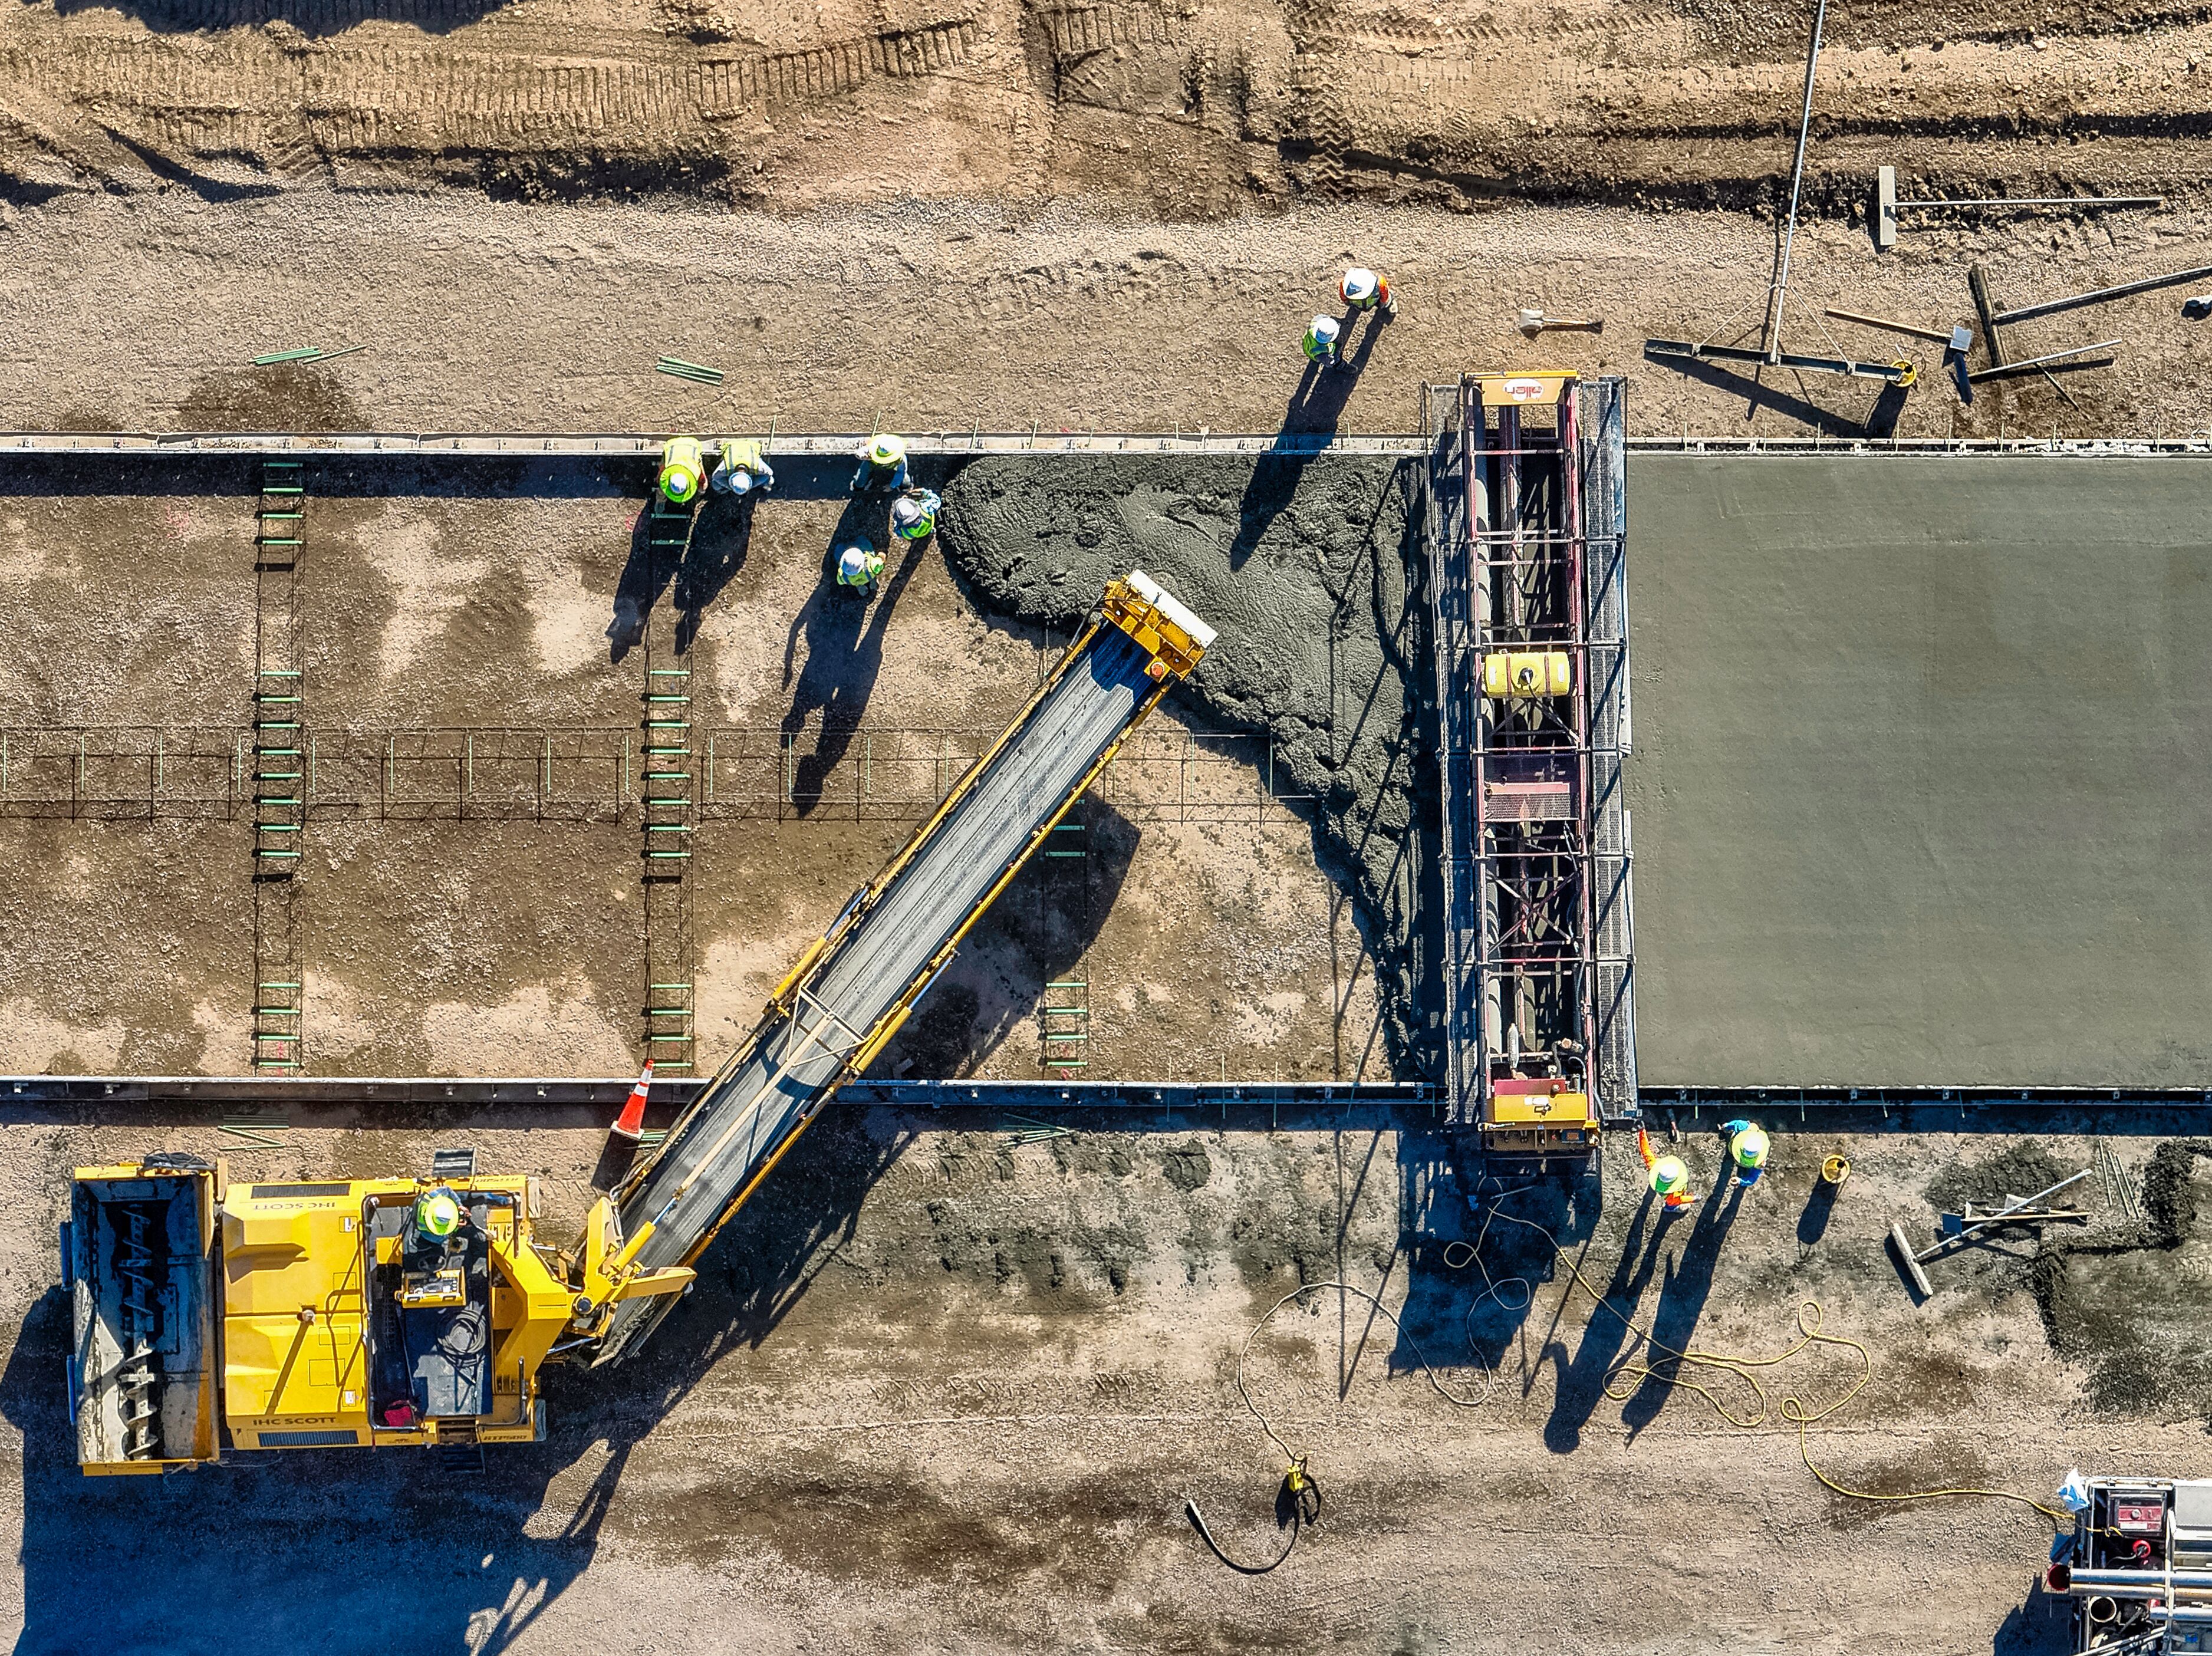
[65,570,1214,1474]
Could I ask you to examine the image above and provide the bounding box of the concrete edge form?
[8,432,2212,459]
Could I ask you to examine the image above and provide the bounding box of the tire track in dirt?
[0,14,984,190]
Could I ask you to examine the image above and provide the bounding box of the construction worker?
[890,487,940,544]
[852,433,908,495]
[413,1186,465,1243]
[1339,266,1399,317]
[834,536,885,595]
[1719,1119,1770,1186]
[1302,314,1342,368]
[1637,1125,1694,1213]
[657,436,705,506]
[710,437,773,498]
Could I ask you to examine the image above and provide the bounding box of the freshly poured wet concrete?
[1628,455,2212,1089]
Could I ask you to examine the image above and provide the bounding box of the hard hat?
[1650,1157,1689,1196]
[1341,267,1378,302]
[870,433,907,467]
[891,495,925,527]
[1310,314,1339,344]
[1733,1125,1770,1167]
[416,1188,462,1239]
[837,543,874,582]
[660,465,699,503]
[726,468,755,496]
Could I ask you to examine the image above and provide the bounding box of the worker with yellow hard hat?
[1637,1125,1694,1212]
[657,436,705,506]
[1719,1119,1770,1186]
[413,1187,465,1241]
[852,432,908,495]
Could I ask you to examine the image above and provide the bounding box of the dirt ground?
[0,1107,2188,1654]
[0,471,1379,1084]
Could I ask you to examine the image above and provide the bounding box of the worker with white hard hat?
[1339,266,1398,316]
[657,436,705,506]
[710,437,774,498]
[1302,314,1341,367]
[852,432,909,495]
[1638,1125,1694,1213]
[1719,1119,1770,1186]
[834,536,886,594]
[890,488,941,544]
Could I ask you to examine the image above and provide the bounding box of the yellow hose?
[1477,1203,2069,1526]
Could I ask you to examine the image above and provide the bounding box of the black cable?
[1184,1460,1322,1575]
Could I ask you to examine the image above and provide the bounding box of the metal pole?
[1996,260,2212,325]
[1897,195,2163,211]
[1966,339,2121,383]
[1762,0,1829,363]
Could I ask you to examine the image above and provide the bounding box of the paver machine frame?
[1422,374,1636,1166]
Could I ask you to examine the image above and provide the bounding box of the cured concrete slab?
[1628,455,2212,1089]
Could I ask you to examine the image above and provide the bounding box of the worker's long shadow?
[1616,1176,1745,1441]
[2,1115,908,1656]
[673,494,759,654]
[1536,1187,1666,1454]
[1226,313,1389,570]
[778,493,926,814]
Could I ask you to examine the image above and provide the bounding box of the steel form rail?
[16,429,2212,462]
[0,1074,1438,1110]
[0,429,1431,459]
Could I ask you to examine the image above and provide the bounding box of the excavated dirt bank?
[9,0,2212,218]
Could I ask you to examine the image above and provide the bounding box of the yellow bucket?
[1821,1154,1851,1187]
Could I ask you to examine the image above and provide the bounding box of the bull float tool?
[1888,1168,2091,1298]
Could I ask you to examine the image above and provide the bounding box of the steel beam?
[0,430,1430,459]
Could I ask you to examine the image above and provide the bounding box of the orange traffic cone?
[611,1061,651,1140]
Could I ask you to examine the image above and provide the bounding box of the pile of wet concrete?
[937,452,1430,1071]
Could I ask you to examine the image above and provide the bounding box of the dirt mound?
[937,452,1427,1074]
[1923,1141,2068,1217]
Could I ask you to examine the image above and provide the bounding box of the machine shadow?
[1387,1135,1603,1407]
[5,1112,910,1656]
[1641,350,1891,437]
[869,796,1142,1076]
[50,0,512,37]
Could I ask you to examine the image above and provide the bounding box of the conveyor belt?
[593,582,1207,1364]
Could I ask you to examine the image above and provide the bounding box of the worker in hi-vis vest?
[1302,314,1341,367]
[890,488,940,543]
[834,537,885,595]
[852,433,908,495]
[710,437,773,498]
[1719,1120,1770,1186]
[657,436,705,505]
[1638,1126,1694,1211]
[1339,266,1398,317]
